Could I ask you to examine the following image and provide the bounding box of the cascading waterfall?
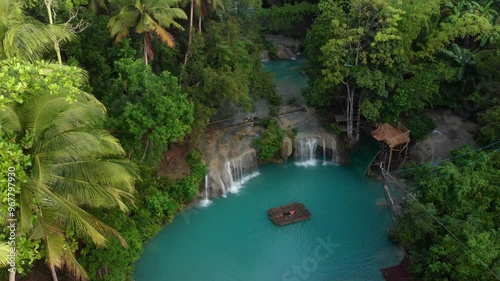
[221,149,259,194]
[295,136,340,167]
[295,137,318,167]
[199,175,212,207]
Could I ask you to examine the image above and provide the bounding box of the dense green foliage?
[477,99,500,146]
[79,151,205,281]
[253,118,286,161]
[0,0,278,278]
[181,18,278,140]
[1,0,499,279]
[305,0,499,141]
[104,58,194,165]
[257,2,318,33]
[0,0,74,62]
[405,114,437,141]
[394,148,500,280]
[0,60,138,280]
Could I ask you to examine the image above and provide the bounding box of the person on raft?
[280,210,296,217]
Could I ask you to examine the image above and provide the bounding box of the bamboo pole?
[387,147,393,173]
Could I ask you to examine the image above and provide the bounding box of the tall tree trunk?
[344,81,355,142]
[143,34,148,65]
[189,0,194,43]
[50,264,59,281]
[44,0,62,65]
[198,14,202,34]
[355,93,362,142]
[9,271,15,281]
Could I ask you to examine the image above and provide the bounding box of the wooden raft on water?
[267,202,311,226]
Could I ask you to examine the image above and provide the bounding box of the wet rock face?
[264,34,301,60]
[260,50,270,61]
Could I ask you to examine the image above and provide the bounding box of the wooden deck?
[267,202,311,226]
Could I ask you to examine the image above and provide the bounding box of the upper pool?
[134,162,402,281]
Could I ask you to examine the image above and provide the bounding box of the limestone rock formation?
[264,34,300,60]
[410,110,478,164]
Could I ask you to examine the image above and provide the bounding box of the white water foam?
[199,175,212,207]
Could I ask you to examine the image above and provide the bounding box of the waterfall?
[331,137,339,163]
[295,137,318,167]
[221,149,259,194]
[219,177,227,198]
[199,175,212,207]
[322,139,326,165]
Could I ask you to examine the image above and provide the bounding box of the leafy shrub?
[406,114,436,141]
[269,106,280,116]
[254,119,286,162]
[268,92,283,106]
[292,127,299,137]
[330,123,342,134]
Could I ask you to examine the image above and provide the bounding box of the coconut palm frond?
[0,106,21,132]
[60,244,88,281]
[20,95,73,140]
[44,234,69,273]
[108,5,140,38]
[151,21,176,47]
[0,243,10,268]
[152,7,187,29]
[40,190,128,247]
[0,19,75,61]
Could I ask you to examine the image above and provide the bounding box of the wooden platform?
[267,202,311,226]
[371,123,410,148]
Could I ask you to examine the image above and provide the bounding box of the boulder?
[281,137,293,159]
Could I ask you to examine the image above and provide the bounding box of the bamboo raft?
[267,202,311,226]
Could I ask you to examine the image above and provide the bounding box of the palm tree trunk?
[189,0,194,43]
[44,0,62,65]
[198,14,202,34]
[50,264,59,281]
[143,34,148,65]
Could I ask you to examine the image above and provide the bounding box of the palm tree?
[0,82,137,280]
[196,0,224,34]
[108,0,187,65]
[0,0,74,62]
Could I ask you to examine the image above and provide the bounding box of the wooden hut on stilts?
[370,123,410,173]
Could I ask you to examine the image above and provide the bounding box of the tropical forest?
[0,0,498,280]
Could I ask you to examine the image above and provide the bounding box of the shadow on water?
[348,133,382,177]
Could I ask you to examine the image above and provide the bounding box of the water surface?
[134,163,401,281]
